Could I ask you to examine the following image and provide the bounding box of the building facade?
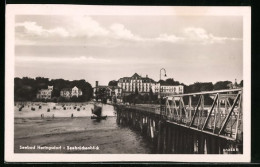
[60,86,83,99]
[36,86,53,99]
[117,73,184,97]
[107,86,122,97]
[152,83,184,96]
[118,73,155,96]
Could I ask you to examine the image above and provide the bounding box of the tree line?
[14,76,242,103]
[14,77,93,102]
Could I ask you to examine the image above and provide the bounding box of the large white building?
[118,73,155,95]
[118,73,184,97]
[60,86,83,99]
[36,86,53,99]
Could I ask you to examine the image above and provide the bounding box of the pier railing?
[163,88,243,141]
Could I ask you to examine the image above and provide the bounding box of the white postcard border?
[5,5,251,162]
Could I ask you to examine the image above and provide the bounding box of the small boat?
[91,104,107,120]
[91,115,107,120]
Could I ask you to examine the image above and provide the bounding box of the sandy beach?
[15,102,116,118]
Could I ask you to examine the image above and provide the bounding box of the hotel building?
[117,73,184,97]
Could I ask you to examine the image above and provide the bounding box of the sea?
[14,102,153,154]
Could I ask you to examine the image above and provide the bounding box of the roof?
[141,78,155,83]
[118,73,155,83]
[131,73,141,78]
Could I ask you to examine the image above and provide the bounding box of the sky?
[15,15,243,87]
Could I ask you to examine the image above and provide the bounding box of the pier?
[114,88,243,154]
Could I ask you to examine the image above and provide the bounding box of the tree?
[165,78,181,86]
[149,88,154,102]
[14,77,93,102]
[239,80,243,87]
[108,80,118,86]
[96,87,107,101]
[158,80,166,85]
[57,96,66,102]
[185,82,213,94]
[214,81,232,90]
[135,87,139,95]
[143,94,149,102]
[200,82,214,91]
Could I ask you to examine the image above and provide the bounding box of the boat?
[91,104,107,120]
[91,115,107,120]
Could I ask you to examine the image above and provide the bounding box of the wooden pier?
[114,88,243,154]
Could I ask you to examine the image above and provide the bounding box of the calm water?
[14,103,153,154]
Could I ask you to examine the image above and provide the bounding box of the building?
[107,86,122,97]
[118,73,155,96]
[152,83,184,97]
[93,81,122,101]
[36,86,53,100]
[60,86,83,99]
[117,73,184,97]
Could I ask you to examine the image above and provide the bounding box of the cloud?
[16,21,69,37]
[15,17,242,46]
[109,23,142,41]
[155,34,184,43]
[15,18,144,46]
[15,16,109,46]
[16,56,111,64]
[68,16,109,37]
[183,27,242,44]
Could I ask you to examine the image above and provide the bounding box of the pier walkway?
[114,88,243,154]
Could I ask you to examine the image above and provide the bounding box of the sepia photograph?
[5,5,251,162]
